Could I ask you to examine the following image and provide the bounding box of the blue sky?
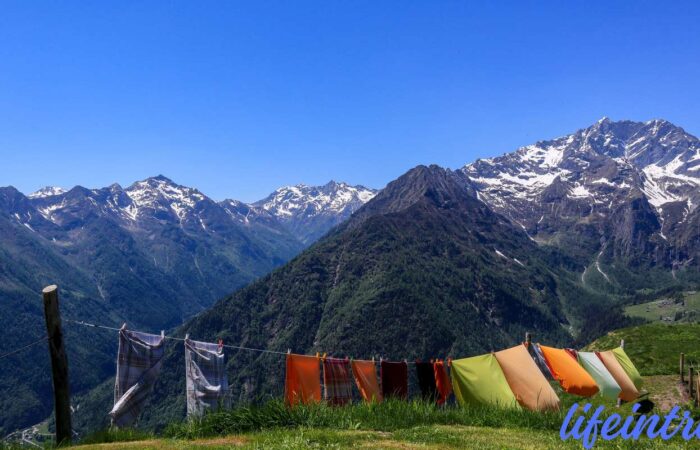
[1,1,699,202]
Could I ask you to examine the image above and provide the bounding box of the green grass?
[161,399,565,440]
[585,322,700,375]
[625,291,700,323]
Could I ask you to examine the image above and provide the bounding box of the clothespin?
[217,338,224,352]
[315,352,319,359]
[287,349,291,355]
[322,352,327,361]
[160,330,165,338]
[185,333,189,340]
[447,357,452,368]
[120,323,127,331]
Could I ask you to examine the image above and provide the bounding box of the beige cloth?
[495,345,560,411]
[597,351,639,402]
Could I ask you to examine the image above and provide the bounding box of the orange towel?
[494,345,560,411]
[285,354,321,406]
[433,360,452,405]
[351,360,382,403]
[538,345,599,397]
[596,351,639,402]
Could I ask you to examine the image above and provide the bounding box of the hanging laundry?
[285,354,321,406]
[433,360,452,405]
[110,327,165,427]
[528,343,554,380]
[565,348,578,360]
[577,351,621,401]
[451,353,520,409]
[185,338,229,418]
[538,345,599,397]
[323,358,353,406]
[381,360,408,400]
[494,345,560,411]
[415,361,438,402]
[351,360,382,403]
[596,351,639,402]
[611,347,643,390]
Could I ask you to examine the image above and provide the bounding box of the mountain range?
[2,117,699,437]
[0,177,374,435]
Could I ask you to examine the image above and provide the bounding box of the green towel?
[451,353,520,409]
[612,347,643,390]
[577,351,621,401]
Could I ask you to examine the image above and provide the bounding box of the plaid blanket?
[323,358,353,406]
[110,328,165,427]
[185,338,229,417]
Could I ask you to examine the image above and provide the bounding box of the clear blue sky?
[1,1,699,202]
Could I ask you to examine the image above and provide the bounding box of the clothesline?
[0,336,49,360]
[63,318,422,364]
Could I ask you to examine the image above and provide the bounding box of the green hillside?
[584,322,700,375]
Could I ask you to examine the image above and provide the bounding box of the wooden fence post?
[689,367,695,400]
[681,353,686,383]
[42,285,72,446]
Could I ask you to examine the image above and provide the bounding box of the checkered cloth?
[110,328,165,427]
[323,358,353,406]
[185,338,229,417]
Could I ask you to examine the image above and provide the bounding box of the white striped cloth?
[185,338,229,417]
[110,328,165,427]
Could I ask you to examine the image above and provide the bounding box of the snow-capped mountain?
[462,118,700,282]
[253,181,377,244]
[28,186,67,198]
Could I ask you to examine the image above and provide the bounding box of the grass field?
[72,424,700,449]
[625,291,700,323]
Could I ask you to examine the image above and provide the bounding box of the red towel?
[285,354,321,406]
[381,361,408,400]
[433,360,452,405]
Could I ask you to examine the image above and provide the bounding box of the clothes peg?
[447,357,452,368]
[217,338,224,352]
[185,333,189,340]
[287,349,291,355]
[120,323,127,331]
[160,330,165,338]
[322,352,327,360]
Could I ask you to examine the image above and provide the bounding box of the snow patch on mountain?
[29,186,66,198]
